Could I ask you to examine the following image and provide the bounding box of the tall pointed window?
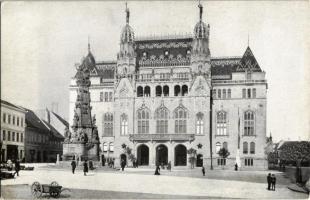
[155,105,169,134]
[196,112,204,135]
[103,113,113,136]
[137,108,150,134]
[228,89,231,98]
[243,142,248,154]
[120,113,128,135]
[174,106,187,134]
[250,142,255,154]
[223,89,226,99]
[244,111,255,136]
[216,111,227,136]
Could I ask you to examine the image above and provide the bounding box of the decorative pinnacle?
[198,0,203,22]
[125,2,130,24]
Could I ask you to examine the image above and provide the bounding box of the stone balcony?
[129,134,195,142]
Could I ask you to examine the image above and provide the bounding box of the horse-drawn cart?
[31,181,69,198]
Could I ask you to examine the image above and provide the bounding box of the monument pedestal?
[63,142,99,161]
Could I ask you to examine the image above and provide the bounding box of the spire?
[198,0,203,22]
[125,2,130,24]
[88,36,91,53]
[247,33,250,47]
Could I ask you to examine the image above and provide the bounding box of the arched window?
[137,86,143,97]
[144,86,151,97]
[216,111,227,136]
[137,108,150,134]
[243,142,248,154]
[223,142,228,150]
[181,85,188,96]
[163,85,169,96]
[196,112,204,135]
[218,89,222,99]
[223,89,226,99]
[103,113,113,136]
[155,106,169,134]
[103,143,108,152]
[244,111,255,136]
[120,113,128,135]
[174,106,187,134]
[156,86,162,97]
[228,89,231,98]
[216,142,221,153]
[252,88,256,98]
[250,142,255,154]
[174,85,181,96]
[109,142,114,152]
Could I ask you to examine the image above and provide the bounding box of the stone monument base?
[63,142,99,161]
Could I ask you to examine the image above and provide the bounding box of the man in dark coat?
[271,174,276,191]
[83,160,88,176]
[154,165,160,175]
[234,163,238,171]
[121,159,125,171]
[202,166,205,176]
[267,173,272,190]
[15,160,20,176]
[71,160,76,174]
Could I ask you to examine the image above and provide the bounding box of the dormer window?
[143,52,147,57]
[164,50,169,56]
[186,49,191,55]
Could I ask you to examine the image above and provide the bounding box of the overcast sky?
[1,1,309,142]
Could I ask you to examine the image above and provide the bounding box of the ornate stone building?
[68,3,268,169]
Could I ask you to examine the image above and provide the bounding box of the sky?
[1,1,309,142]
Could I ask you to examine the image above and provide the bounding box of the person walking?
[154,165,160,175]
[14,159,20,176]
[234,163,238,171]
[71,160,76,174]
[121,159,125,171]
[267,173,272,190]
[83,160,88,176]
[202,166,205,176]
[271,174,276,191]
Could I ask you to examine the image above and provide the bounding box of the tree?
[218,148,230,169]
[187,148,197,169]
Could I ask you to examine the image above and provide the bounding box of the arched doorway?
[120,154,127,165]
[137,144,149,166]
[175,145,187,166]
[196,154,203,167]
[156,144,168,166]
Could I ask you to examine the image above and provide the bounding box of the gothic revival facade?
[68,4,268,169]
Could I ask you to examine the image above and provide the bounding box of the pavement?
[1,165,309,199]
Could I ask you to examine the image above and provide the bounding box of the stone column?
[56,154,60,165]
[168,141,174,167]
[149,142,155,167]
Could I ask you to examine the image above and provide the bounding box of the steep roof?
[1,99,26,112]
[135,37,192,69]
[236,47,262,72]
[42,120,65,139]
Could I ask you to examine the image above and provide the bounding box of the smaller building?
[1,100,26,162]
[24,109,64,163]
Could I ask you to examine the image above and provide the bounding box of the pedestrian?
[71,159,76,174]
[89,160,94,170]
[121,159,125,171]
[154,165,160,175]
[271,174,276,191]
[167,161,171,172]
[15,159,20,176]
[7,159,13,171]
[112,158,115,169]
[202,166,205,176]
[234,163,238,171]
[83,160,88,176]
[267,173,272,190]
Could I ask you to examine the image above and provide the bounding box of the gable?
[236,47,262,72]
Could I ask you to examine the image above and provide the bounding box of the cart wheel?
[31,181,42,198]
[49,191,60,198]
[50,181,59,186]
